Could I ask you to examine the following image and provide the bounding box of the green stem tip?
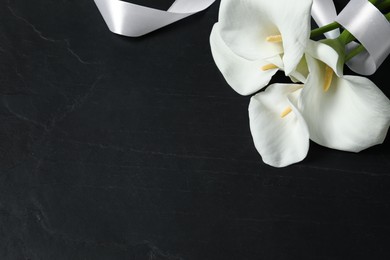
[310,22,340,38]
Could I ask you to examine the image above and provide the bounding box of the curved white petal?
[300,55,390,152]
[289,57,309,83]
[306,40,344,76]
[218,0,312,74]
[210,24,282,95]
[249,84,309,167]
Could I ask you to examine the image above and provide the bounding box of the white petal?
[300,56,390,152]
[289,57,309,83]
[210,24,282,95]
[218,0,312,74]
[305,40,344,76]
[279,0,313,75]
[249,84,309,167]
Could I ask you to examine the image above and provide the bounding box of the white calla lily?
[217,0,313,75]
[300,41,390,152]
[249,84,309,167]
[210,24,283,95]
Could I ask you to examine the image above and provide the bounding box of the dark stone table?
[1,0,389,259]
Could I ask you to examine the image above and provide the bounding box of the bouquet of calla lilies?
[210,0,390,167]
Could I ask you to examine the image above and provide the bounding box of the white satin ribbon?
[311,0,340,38]
[336,0,390,75]
[94,0,215,37]
[312,0,390,75]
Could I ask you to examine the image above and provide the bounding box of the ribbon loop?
[336,0,390,75]
[94,0,215,37]
[311,0,340,38]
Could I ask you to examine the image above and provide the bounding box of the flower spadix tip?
[266,35,282,43]
[280,107,292,118]
[261,63,278,71]
[323,65,334,92]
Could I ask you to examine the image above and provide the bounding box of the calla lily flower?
[210,0,313,95]
[218,0,313,73]
[249,84,309,167]
[210,24,283,95]
[299,41,390,152]
[248,40,390,167]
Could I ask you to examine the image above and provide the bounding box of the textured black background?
[1,0,389,259]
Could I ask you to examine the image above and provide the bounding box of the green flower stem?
[345,45,365,62]
[310,22,340,38]
[344,11,390,61]
[338,30,354,45]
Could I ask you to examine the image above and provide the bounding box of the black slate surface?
[1,0,389,259]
